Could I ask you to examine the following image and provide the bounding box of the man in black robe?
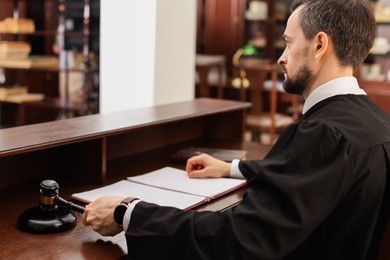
[83,0,390,259]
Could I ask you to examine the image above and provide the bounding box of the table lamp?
[231,45,258,88]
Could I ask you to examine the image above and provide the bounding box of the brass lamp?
[231,45,258,88]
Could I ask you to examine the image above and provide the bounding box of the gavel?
[40,179,85,213]
[18,180,86,233]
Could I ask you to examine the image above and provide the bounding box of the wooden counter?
[0,98,272,259]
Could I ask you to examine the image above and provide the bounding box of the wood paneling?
[199,0,246,74]
[360,80,390,114]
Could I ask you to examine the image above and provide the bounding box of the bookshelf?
[0,0,99,127]
[358,0,390,113]
[196,0,292,77]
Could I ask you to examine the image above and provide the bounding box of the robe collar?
[302,76,366,114]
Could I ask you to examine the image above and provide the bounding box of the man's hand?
[186,153,231,178]
[82,196,124,236]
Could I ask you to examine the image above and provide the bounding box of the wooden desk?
[0,98,272,259]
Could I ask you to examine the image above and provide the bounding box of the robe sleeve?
[125,120,356,259]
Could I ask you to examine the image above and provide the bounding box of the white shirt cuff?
[230,159,244,179]
[123,199,141,232]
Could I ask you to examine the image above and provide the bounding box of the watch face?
[114,204,128,226]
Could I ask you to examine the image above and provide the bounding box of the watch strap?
[121,197,139,205]
[114,197,139,227]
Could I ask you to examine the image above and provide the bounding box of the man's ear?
[314,32,330,59]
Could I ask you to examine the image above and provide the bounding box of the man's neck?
[303,64,354,100]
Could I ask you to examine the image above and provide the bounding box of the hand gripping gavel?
[17,180,85,233]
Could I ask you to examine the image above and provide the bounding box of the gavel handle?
[54,196,85,213]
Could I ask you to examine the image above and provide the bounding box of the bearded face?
[283,65,313,95]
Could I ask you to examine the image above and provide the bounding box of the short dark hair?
[291,0,376,69]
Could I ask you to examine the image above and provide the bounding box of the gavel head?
[39,180,59,211]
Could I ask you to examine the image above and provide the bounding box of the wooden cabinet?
[197,0,246,75]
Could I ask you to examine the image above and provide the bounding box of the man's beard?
[283,65,313,95]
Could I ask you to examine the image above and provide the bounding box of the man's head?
[278,0,377,96]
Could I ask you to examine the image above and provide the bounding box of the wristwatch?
[113,197,138,227]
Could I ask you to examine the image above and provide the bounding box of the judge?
[83,0,390,259]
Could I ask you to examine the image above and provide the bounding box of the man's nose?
[277,49,287,67]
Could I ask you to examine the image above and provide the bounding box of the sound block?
[17,206,77,234]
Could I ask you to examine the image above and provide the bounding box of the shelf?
[0,56,58,69]
[0,30,99,37]
[20,96,83,110]
[369,52,390,57]
[0,65,98,73]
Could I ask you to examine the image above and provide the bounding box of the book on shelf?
[171,146,247,164]
[0,55,58,69]
[0,86,28,99]
[4,93,45,103]
[0,41,31,52]
[0,51,30,60]
[0,17,35,33]
[0,41,31,59]
[71,166,247,210]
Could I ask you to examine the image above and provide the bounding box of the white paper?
[127,167,246,198]
[71,180,205,210]
[72,167,246,210]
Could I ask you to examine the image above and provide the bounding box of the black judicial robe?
[125,94,390,260]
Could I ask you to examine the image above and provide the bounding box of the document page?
[71,180,206,210]
[127,167,246,198]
